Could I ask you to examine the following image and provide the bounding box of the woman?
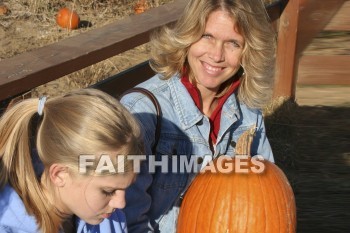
[0,88,144,233]
[121,0,276,232]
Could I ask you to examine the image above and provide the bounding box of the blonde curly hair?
[150,0,276,109]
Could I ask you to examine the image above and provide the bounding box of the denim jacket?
[120,73,274,233]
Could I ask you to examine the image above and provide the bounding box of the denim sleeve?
[76,210,128,233]
[123,161,154,233]
[120,94,159,233]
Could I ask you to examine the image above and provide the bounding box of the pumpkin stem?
[234,124,257,157]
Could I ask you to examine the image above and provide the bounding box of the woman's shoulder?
[239,102,263,115]
[120,73,174,111]
[0,184,38,232]
[230,95,264,125]
[225,92,263,118]
[122,73,168,94]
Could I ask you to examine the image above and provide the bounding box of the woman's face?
[59,170,135,225]
[187,10,244,94]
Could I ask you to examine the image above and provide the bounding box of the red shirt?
[181,75,240,145]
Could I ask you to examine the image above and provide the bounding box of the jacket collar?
[168,74,203,130]
[168,74,241,131]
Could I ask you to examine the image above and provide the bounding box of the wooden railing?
[0,0,189,101]
[0,0,348,105]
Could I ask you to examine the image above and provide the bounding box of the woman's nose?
[208,42,224,62]
[109,190,126,209]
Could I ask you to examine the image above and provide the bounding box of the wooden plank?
[296,0,346,56]
[297,55,350,85]
[324,1,350,31]
[0,0,188,101]
[296,86,350,106]
[273,0,300,98]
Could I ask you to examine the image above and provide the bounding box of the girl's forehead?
[83,172,135,189]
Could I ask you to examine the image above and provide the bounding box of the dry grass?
[0,0,172,97]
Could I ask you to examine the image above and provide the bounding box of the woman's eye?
[202,34,212,39]
[102,190,115,197]
[228,41,240,48]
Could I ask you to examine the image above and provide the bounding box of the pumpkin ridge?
[204,172,216,232]
[228,171,235,232]
[190,174,207,232]
[245,175,250,233]
[194,172,214,232]
[272,166,287,232]
[204,173,217,233]
[236,172,248,231]
[246,171,261,232]
[208,171,224,232]
[271,163,289,232]
[247,171,263,232]
[257,172,268,232]
[267,163,282,231]
[228,167,238,232]
[270,164,296,232]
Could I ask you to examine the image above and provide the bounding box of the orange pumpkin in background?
[56,8,80,30]
[177,125,297,233]
[134,0,148,14]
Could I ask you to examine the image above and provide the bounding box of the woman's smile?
[201,61,225,76]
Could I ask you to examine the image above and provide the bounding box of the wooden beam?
[297,55,350,85]
[0,0,188,101]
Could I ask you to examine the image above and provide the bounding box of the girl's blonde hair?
[0,88,143,232]
[150,0,276,108]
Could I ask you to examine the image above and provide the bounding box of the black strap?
[120,87,162,154]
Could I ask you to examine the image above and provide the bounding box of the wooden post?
[273,0,301,99]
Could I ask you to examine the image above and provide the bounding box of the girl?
[0,88,143,233]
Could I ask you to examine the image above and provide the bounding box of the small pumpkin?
[134,0,148,14]
[177,125,296,233]
[56,8,80,30]
[0,4,10,16]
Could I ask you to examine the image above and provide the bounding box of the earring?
[239,64,245,77]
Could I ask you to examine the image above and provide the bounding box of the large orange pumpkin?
[56,8,80,30]
[177,125,296,233]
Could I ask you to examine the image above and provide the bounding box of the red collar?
[181,75,240,145]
